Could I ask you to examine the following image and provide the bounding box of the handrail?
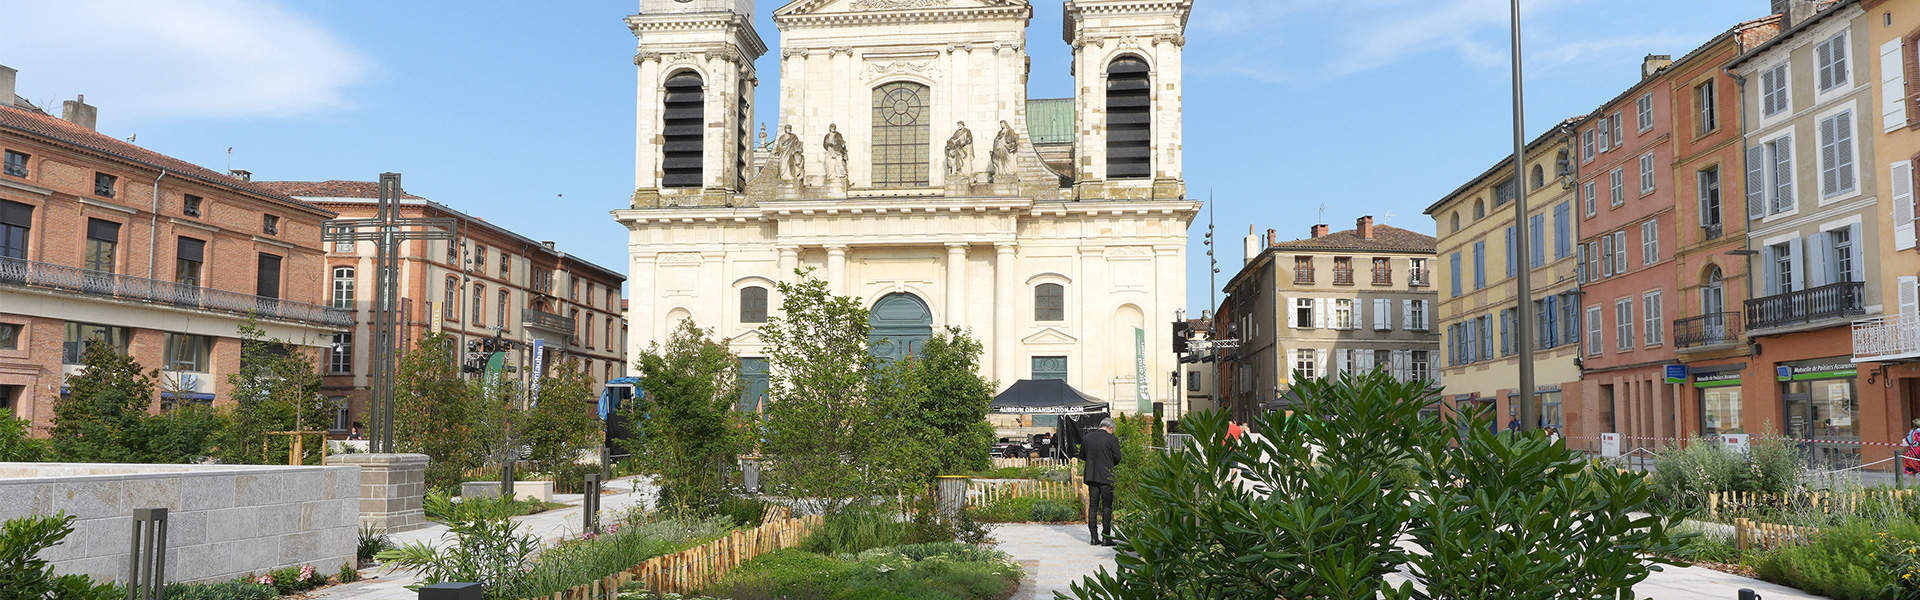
[521,308,576,332]
[1674,311,1742,349]
[0,256,352,328]
[1744,281,1865,330]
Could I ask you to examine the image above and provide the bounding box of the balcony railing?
[521,308,575,333]
[1702,223,1724,241]
[1745,281,1866,331]
[1853,315,1920,362]
[1332,267,1355,285]
[1294,269,1314,285]
[1372,269,1393,285]
[1408,269,1431,287]
[1675,312,1742,349]
[0,256,352,329]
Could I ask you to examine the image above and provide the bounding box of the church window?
[662,72,705,188]
[1034,283,1064,321]
[872,82,931,188]
[741,286,768,323]
[1105,57,1152,180]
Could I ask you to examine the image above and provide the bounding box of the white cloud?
[0,0,367,121]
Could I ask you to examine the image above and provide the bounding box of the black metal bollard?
[583,472,602,534]
[1739,589,1761,600]
[500,459,515,501]
[126,508,168,600]
[418,582,483,600]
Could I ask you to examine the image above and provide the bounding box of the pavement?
[989,523,1827,600]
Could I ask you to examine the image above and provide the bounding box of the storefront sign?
[1776,361,1857,382]
[1600,433,1621,458]
[430,302,443,334]
[1693,371,1743,388]
[1664,364,1687,384]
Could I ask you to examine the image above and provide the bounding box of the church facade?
[612,0,1198,413]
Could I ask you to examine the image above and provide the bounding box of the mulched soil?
[1687,560,1760,578]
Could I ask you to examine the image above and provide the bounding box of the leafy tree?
[393,334,489,489]
[521,357,600,478]
[1065,370,1688,600]
[0,513,119,600]
[214,322,328,465]
[622,318,750,514]
[760,271,923,514]
[51,339,219,463]
[0,408,45,462]
[873,328,995,479]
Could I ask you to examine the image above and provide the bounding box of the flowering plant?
[298,564,316,582]
[1882,532,1920,600]
[254,574,274,586]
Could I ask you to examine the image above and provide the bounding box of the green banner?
[1135,327,1149,413]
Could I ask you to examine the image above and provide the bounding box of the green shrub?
[1652,435,1806,511]
[703,544,1020,600]
[1030,499,1078,522]
[969,496,1079,523]
[0,513,119,600]
[357,525,394,562]
[338,561,361,584]
[1752,517,1920,600]
[714,496,773,528]
[262,564,330,594]
[0,408,45,462]
[161,581,277,600]
[801,508,919,555]
[376,500,540,592]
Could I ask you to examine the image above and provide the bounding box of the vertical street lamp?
[1510,0,1539,431]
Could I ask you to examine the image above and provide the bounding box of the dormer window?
[182,195,202,217]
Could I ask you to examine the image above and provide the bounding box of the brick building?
[255,181,628,433]
[0,68,348,432]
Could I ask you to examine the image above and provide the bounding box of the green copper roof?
[1026,99,1074,145]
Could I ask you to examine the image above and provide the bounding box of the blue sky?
[0,0,1770,316]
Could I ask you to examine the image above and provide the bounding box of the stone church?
[612,0,1197,414]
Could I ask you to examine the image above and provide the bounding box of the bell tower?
[1064,0,1191,201]
[629,0,766,207]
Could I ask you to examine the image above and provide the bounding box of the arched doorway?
[870,293,932,363]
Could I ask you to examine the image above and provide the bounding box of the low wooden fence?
[990,457,1075,470]
[1734,517,1818,552]
[1704,488,1912,521]
[969,478,1084,506]
[514,511,822,600]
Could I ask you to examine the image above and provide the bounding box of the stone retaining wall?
[0,462,359,584]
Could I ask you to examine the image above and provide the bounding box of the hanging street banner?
[1135,327,1149,413]
[530,339,547,401]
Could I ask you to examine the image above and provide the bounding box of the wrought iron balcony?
[1702,223,1724,241]
[1853,316,1920,363]
[1294,268,1314,285]
[0,256,352,328]
[1372,268,1393,285]
[1408,269,1431,287]
[1674,312,1742,349]
[1744,281,1866,331]
[521,308,575,333]
[1332,267,1355,286]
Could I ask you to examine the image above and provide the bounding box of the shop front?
[1693,366,1744,437]
[1776,358,1861,469]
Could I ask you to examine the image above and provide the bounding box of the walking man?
[1080,417,1122,547]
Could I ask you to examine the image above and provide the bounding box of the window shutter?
[1849,223,1864,283]
[1614,231,1628,273]
[1500,309,1511,356]
[1884,38,1909,131]
[1506,227,1517,277]
[1403,299,1413,331]
[1374,298,1389,330]
[1601,236,1614,277]
[1808,233,1830,288]
[1818,41,1835,91]
[1764,245,1781,295]
[1612,113,1624,148]
[1316,349,1329,378]
[1820,117,1841,195]
[1775,136,1795,208]
[1746,145,1766,219]
[1835,112,1855,194]
[1788,237,1805,290]
[1894,161,1916,251]
[1358,350,1373,372]
[1286,296,1298,328]
[1900,276,1919,321]
[1577,244,1587,283]
[1315,298,1327,329]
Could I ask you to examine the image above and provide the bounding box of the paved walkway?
[990,523,1826,600]
[306,477,660,600]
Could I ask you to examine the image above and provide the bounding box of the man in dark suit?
[1080,417,1122,546]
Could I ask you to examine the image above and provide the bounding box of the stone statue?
[989,120,1019,181]
[822,124,848,181]
[945,121,974,177]
[771,125,804,182]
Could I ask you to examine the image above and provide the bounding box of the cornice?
[775,6,1031,28]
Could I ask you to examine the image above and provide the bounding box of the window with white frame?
[1699,167,1722,229]
[1641,220,1659,265]
[1763,135,1796,214]
[1818,109,1856,198]
[1333,299,1355,330]
[1584,181,1597,216]
[1612,231,1628,274]
[1643,291,1663,346]
[1410,350,1430,381]
[331,267,355,309]
[1610,169,1625,207]
[1597,116,1612,151]
[1636,93,1654,131]
[1695,80,1717,133]
[1771,242,1795,295]
[1815,30,1849,94]
[1761,63,1789,117]
[1294,298,1314,328]
[1611,111,1624,147]
[1615,299,1635,351]
[1830,227,1854,283]
[471,283,484,322]
[1640,153,1656,193]
[1586,305,1603,356]
[1601,236,1615,277]
[1410,300,1428,331]
[1294,349,1316,379]
[330,332,352,375]
[1581,128,1596,162]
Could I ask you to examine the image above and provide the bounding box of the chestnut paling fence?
[511,509,819,600]
[989,457,1075,469]
[1733,518,1818,552]
[1702,488,1913,522]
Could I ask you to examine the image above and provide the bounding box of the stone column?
[331,453,430,533]
[946,243,968,329]
[994,243,1017,383]
[777,246,799,283]
[827,245,848,296]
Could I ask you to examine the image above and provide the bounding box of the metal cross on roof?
[321,173,456,454]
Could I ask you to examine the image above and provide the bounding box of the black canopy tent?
[991,379,1109,415]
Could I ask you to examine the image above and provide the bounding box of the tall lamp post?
[1509,0,1539,431]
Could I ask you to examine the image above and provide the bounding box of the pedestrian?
[1079,417,1122,547]
[348,424,363,441]
[1544,426,1561,446]
[1507,415,1522,433]
[1904,419,1920,475]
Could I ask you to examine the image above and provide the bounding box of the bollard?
[1738,588,1761,600]
[501,459,515,501]
[418,582,484,600]
[584,472,602,534]
[935,476,969,522]
[600,445,612,480]
[126,508,168,600]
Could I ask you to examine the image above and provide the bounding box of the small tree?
[393,334,487,489]
[51,339,219,463]
[0,408,45,462]
[522,357,600,478]
[214,322,328,464]
[623,319,750,514]
[874,327,994,479]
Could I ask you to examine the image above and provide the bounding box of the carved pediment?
[1021,327,1078,345]
[729,327,766,346]
[776,0,1022,17]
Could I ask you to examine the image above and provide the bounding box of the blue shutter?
[1531,214,1547,267]
[1554,203,1571,258]
[1451,252,1462,297]
[1506,227,1518,277]
[1545,295,1559,347]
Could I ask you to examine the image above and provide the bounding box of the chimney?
[228,169,251,181]
[1772,0,1819,27]
[62,94,97,131]
[1243,225,1260,266]
[1356,215,1375,239]
[0,65,15,109]
[542,241,556,250]
[1310,224,1329,238]
[1266,228,1277,247]
[1641,54,1673,79]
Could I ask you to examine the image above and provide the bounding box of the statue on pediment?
[771,125,804,182]
[822,124,848,181]
[989,120,1019,182]
[945,121,974,177]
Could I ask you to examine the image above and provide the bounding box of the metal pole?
[1509,0,1538,431]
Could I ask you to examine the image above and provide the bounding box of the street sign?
[1664,364,1687,384]
[1720,433,1751,454]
